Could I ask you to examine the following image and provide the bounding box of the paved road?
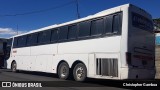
[0,69,130,90]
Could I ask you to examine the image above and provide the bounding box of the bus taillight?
[126,52,131,65]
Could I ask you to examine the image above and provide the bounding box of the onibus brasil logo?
[1,82,42,87]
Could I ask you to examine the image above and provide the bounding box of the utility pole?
[16,24,18,35]
[75,0,80,19]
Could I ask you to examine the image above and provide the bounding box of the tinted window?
[38,30,51,43]
[79,21,91,37]
[91,19,104,36]
[132,12,153,31]
[51,29,58,42]
[105,15,113,33]
[13,37,18,47]
[18,35,27,46]
[26,33,38,45]
[59,26,68,41]
[112,15,120,33]
[68,25,77,39]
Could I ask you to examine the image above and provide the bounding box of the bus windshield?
[4,38,13,60]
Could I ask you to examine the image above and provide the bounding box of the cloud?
[0,28,27,38]
[0,28,17,35]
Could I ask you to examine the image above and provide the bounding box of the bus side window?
[91,19,104,36]
[112,15,120,33]
[51,29,58,42]
[26,34,32,46]
[17,35,27,47]
[26,33,38,46]
[59,26,68,41]
[68,25,77,39]
[105,15,113,34]
[38,30,51,44]
[78,21,91,38]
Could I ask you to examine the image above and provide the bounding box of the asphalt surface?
[0,68,156,90]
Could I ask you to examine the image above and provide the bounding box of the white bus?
[6,4,155,81]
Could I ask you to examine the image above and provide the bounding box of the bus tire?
[11,61,17,72]
[58,62,69,80]
[73,63,87,82]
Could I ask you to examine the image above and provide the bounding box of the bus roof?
[12,3,149,37]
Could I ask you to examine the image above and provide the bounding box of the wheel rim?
[60,66,68,78]
[12,63,16,71]
[76,67,84,80]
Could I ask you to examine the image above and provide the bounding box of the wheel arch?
[71,60,87,71]
[11,60,16,69]
[56,60,69,73]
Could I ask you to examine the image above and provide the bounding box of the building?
[154,19,160,78]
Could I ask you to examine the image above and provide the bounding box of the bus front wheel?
[58,62,69,80]
[11,61,17,72]
[73,63,87,82]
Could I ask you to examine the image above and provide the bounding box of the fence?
[155,45,160,79]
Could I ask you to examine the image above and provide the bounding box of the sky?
[0,0,159,38]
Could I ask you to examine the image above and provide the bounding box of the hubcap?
[12,63,16,71]
[60,66,68,77]
[76,67,84,79]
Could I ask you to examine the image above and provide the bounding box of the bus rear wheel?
[58,62,69,80]
[11,62,17,72]
[73,63,87,82]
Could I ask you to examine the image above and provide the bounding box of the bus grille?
[96,58,118,77]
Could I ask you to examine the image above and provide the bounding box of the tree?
[153,18,160,30]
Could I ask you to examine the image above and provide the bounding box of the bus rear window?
[132,12,153,31]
